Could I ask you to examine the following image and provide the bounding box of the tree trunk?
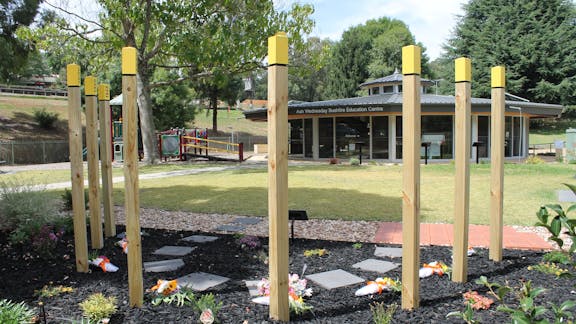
[211,90,218,133]
[136,71,159,164]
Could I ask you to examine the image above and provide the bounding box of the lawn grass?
[104,162,576,226]
[190,108,267,136]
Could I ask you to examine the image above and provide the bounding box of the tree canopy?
[440,0,576,105]
[0,0,42,82]
[323,17,432,99]
[25,0,314,164]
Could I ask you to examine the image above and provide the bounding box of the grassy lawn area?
[103,162,575,226]
[190,108,267,136]
[0,162,215,185]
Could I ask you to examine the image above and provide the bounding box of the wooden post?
[98,84,116,237]
[85,76,103,249]
[122,47,143,307]
[401,45,421,310]
[66,64,88,273]
[490,66,505,261]
[267,32,289,321]
[453,57,472,283]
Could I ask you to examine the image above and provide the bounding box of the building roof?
[243,93,563,121]
[359,70,435,88]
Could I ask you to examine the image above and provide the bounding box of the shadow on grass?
[114,185,402,222]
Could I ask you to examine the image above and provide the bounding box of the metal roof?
[359,70,435,88]
[243,93,563,121]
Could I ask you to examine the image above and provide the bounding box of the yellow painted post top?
[268,32,288,66]
[98,84,110,101]
[85,76,97,96]
[491,66,506,88]
[402,45,421,75]
[122,47,137,75]
[67,64,81,87]
[455,57,472,82]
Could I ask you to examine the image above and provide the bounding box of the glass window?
[319,118,334,158]
[335,117,369,159]
[505,116,512,157]
[396,116,402,159]
[513,116,522,156]
[383,86,394,93]
[371,87,380,95]
[304,119,313,158]
[421,116,453,159]
[477,116,489,158]
[289,119,303,155]
[372,116,389,159]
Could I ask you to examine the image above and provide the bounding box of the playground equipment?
[113,120,123,162]
[158,128,244,162]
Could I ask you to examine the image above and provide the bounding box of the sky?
[275,0,466,60]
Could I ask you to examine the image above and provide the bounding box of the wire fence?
[0,140,70,165]
[0,135,268,165]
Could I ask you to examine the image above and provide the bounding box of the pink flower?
[199,308,214,324]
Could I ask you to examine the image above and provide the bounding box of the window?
[383,86,394,93]
[371,87,380,95]
[372,117,389,159]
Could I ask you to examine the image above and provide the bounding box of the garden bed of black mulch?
[0,225,574,323]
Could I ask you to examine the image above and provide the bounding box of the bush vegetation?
[33,108,59,129]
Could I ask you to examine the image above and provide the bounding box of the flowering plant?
[254,274,313,314]
[30,225,65,257]
[462,290,494,310]
[236,235,261,250]
[303,248,328,257]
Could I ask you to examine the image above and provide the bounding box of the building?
[243,70,563,162]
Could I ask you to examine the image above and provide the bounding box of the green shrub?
[349,157,360,166]
[194,293,222,320]
[525,155,545,164]
[79,293,117,323]
[371,302,397,324]
[0,299,35,324]
[62,188,89,211]
[33,108,59,129]
[0,180,59,230]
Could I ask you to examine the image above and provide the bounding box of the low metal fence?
[0,140,70,165]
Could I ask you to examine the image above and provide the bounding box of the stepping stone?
[181,235,219,243]
[244,280,261,297]
[144,259,184,273]
[306,269,364,290]
[374,247,402,259]
[559,190,576,202]
[352,259,399,274]
[232,217,262,225]
[177,272,230,291]
[215,224,245,232]
[153,246,196,256]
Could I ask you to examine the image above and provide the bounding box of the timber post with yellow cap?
[85,76,103,249]
[66,64,88,273]
[490,66,505,262]
[122,47,143,307]
[98,84,115,238]
[267,31,290,321]
[453,57,472,283]
[401,44,421,310]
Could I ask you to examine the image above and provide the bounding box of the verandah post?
[267,31,290,321]
[122,47,143,307]
[453,57,472,283]
[401,44,421,310]
[66,64,88,273]
[490,66,506,261]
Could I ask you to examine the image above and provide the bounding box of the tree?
[151,69,196,131]
[288,37,332,102]
[25,0,314,164]
[322,17,432,99]
[0,0,42,82]
[440,0,576,104]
